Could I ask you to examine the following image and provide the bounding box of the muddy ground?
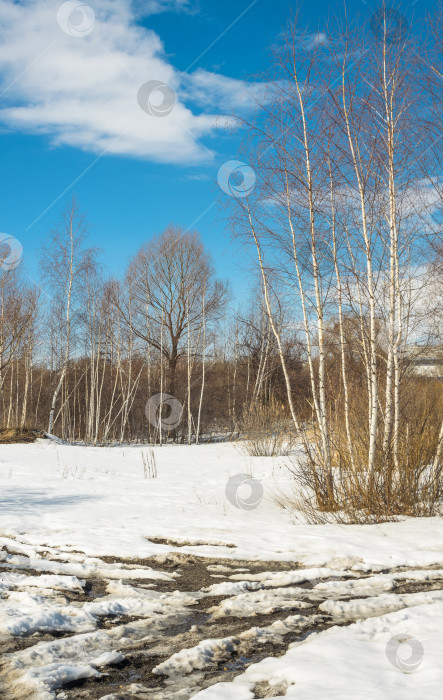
[1,538,443,700]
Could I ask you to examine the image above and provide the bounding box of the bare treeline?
[0,202,307,442]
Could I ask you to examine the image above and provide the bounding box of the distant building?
[403,345,443,378]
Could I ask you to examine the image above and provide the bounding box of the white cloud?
[132,0,192,16]
[181,69,270,112]
[303,32,328,50]
[0,0,259,164]
[276,29,329,54]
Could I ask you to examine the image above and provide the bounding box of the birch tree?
[41,199,97,436]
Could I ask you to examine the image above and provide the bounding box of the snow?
[193,603,443,699]
[92,650,125,667]
[4,630,124,697]
[22,663,102,697]
[320,589,443,620]
[0,589,97,636]
[0,547,175,581]
[313,574,397,596]
[226,567,358,585]
[203,579,265,595]
[208,588,313,618]
[83,587,198,619]
[313,569,443,597]
[0,571,85,590]
[0,440,443,699]
[12,648,124,700]
[0,440,441,570]
[0,579,199,638]
[153,616,307,677]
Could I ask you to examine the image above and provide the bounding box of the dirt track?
[1,537,443,699]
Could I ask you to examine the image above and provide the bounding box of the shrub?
[241,400,296,457]
[276,377,443,523]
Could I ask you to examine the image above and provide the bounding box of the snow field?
[0,440,442,698]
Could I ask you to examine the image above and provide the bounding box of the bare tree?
[0,269,38,383]
[41,198,97,435]
[121,226,228,397]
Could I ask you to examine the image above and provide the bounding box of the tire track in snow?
[1,537,443,699]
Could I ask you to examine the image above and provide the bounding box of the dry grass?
[276,377,443,523]
[279,458,443,524]
[142,448,158,478]
[0,428,45,444]
[240,400,296,457]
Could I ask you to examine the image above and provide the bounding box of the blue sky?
[0,0,435,303]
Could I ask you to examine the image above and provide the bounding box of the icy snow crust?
[0,441,442,698]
